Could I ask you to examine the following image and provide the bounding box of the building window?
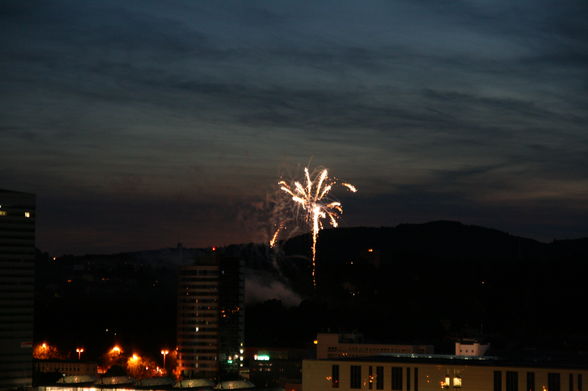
[454,375,462,388]
[548,373,561,391]
[332,365,339,388]
[351,365,361,389]
[506,371,518,391]
[392,367,403,390]
[407,368,411,391]
[376,366,384,390]
[414,368,419,391]
[527,372,535,391]
[578,374,583,391]
[494,371,502,391]
[570,374,574,391]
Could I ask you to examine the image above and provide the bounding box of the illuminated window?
[454,375,463,389]
[0,211,6,216]
[24,211,31,218]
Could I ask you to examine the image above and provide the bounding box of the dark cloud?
[1,0,587,253]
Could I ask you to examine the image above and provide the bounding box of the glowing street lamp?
[161,349,169,367]
[76,347,84,360]
[110,345,122,356]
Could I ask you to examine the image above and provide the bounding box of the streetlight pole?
[161,349,169,368]
[76,348,84,360]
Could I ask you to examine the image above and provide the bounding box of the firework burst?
[272,166,357,287]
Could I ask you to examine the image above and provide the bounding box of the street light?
[76,347,84,360]
[161,349,169,368]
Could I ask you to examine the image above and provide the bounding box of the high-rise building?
[177,252,244,379]
[0,189,36,390]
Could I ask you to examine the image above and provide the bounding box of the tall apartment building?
[0,189,36,390]
[177,252,244,379]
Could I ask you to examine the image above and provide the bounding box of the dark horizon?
[38,220,588,258]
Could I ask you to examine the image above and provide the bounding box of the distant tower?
[176,251,244,379]
[0,189,35,389]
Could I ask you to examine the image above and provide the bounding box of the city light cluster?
[34,342,178,379]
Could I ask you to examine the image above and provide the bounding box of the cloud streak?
[1,0,587,253]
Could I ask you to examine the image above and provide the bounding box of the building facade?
[0,189,36,390]
[455,339,490,357]
[33,360,97,376]
[245,346,308,388]
[176,252,244,379]
[316,333,434,360]
[303,355,588,391]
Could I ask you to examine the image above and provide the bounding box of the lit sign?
[254,354,270,361]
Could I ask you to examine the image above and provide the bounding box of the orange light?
[368,248,374,252]
[313,339,318,345]
[110,345,122,355]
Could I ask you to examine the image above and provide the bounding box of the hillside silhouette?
[255,221,588,352]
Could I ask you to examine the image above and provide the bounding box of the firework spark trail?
[272,166,357,287]
[269,225,283,248]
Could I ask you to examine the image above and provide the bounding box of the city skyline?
[1,1,587,255]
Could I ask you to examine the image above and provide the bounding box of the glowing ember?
[273,166,357,287]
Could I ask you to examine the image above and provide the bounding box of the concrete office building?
[177,252,244,379]
[316,333,434,360]
[0,189,36,390]
[303,354,588,391]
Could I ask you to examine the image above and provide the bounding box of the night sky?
[1,1,587,255]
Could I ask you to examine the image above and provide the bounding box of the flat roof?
[307,353,588,370]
